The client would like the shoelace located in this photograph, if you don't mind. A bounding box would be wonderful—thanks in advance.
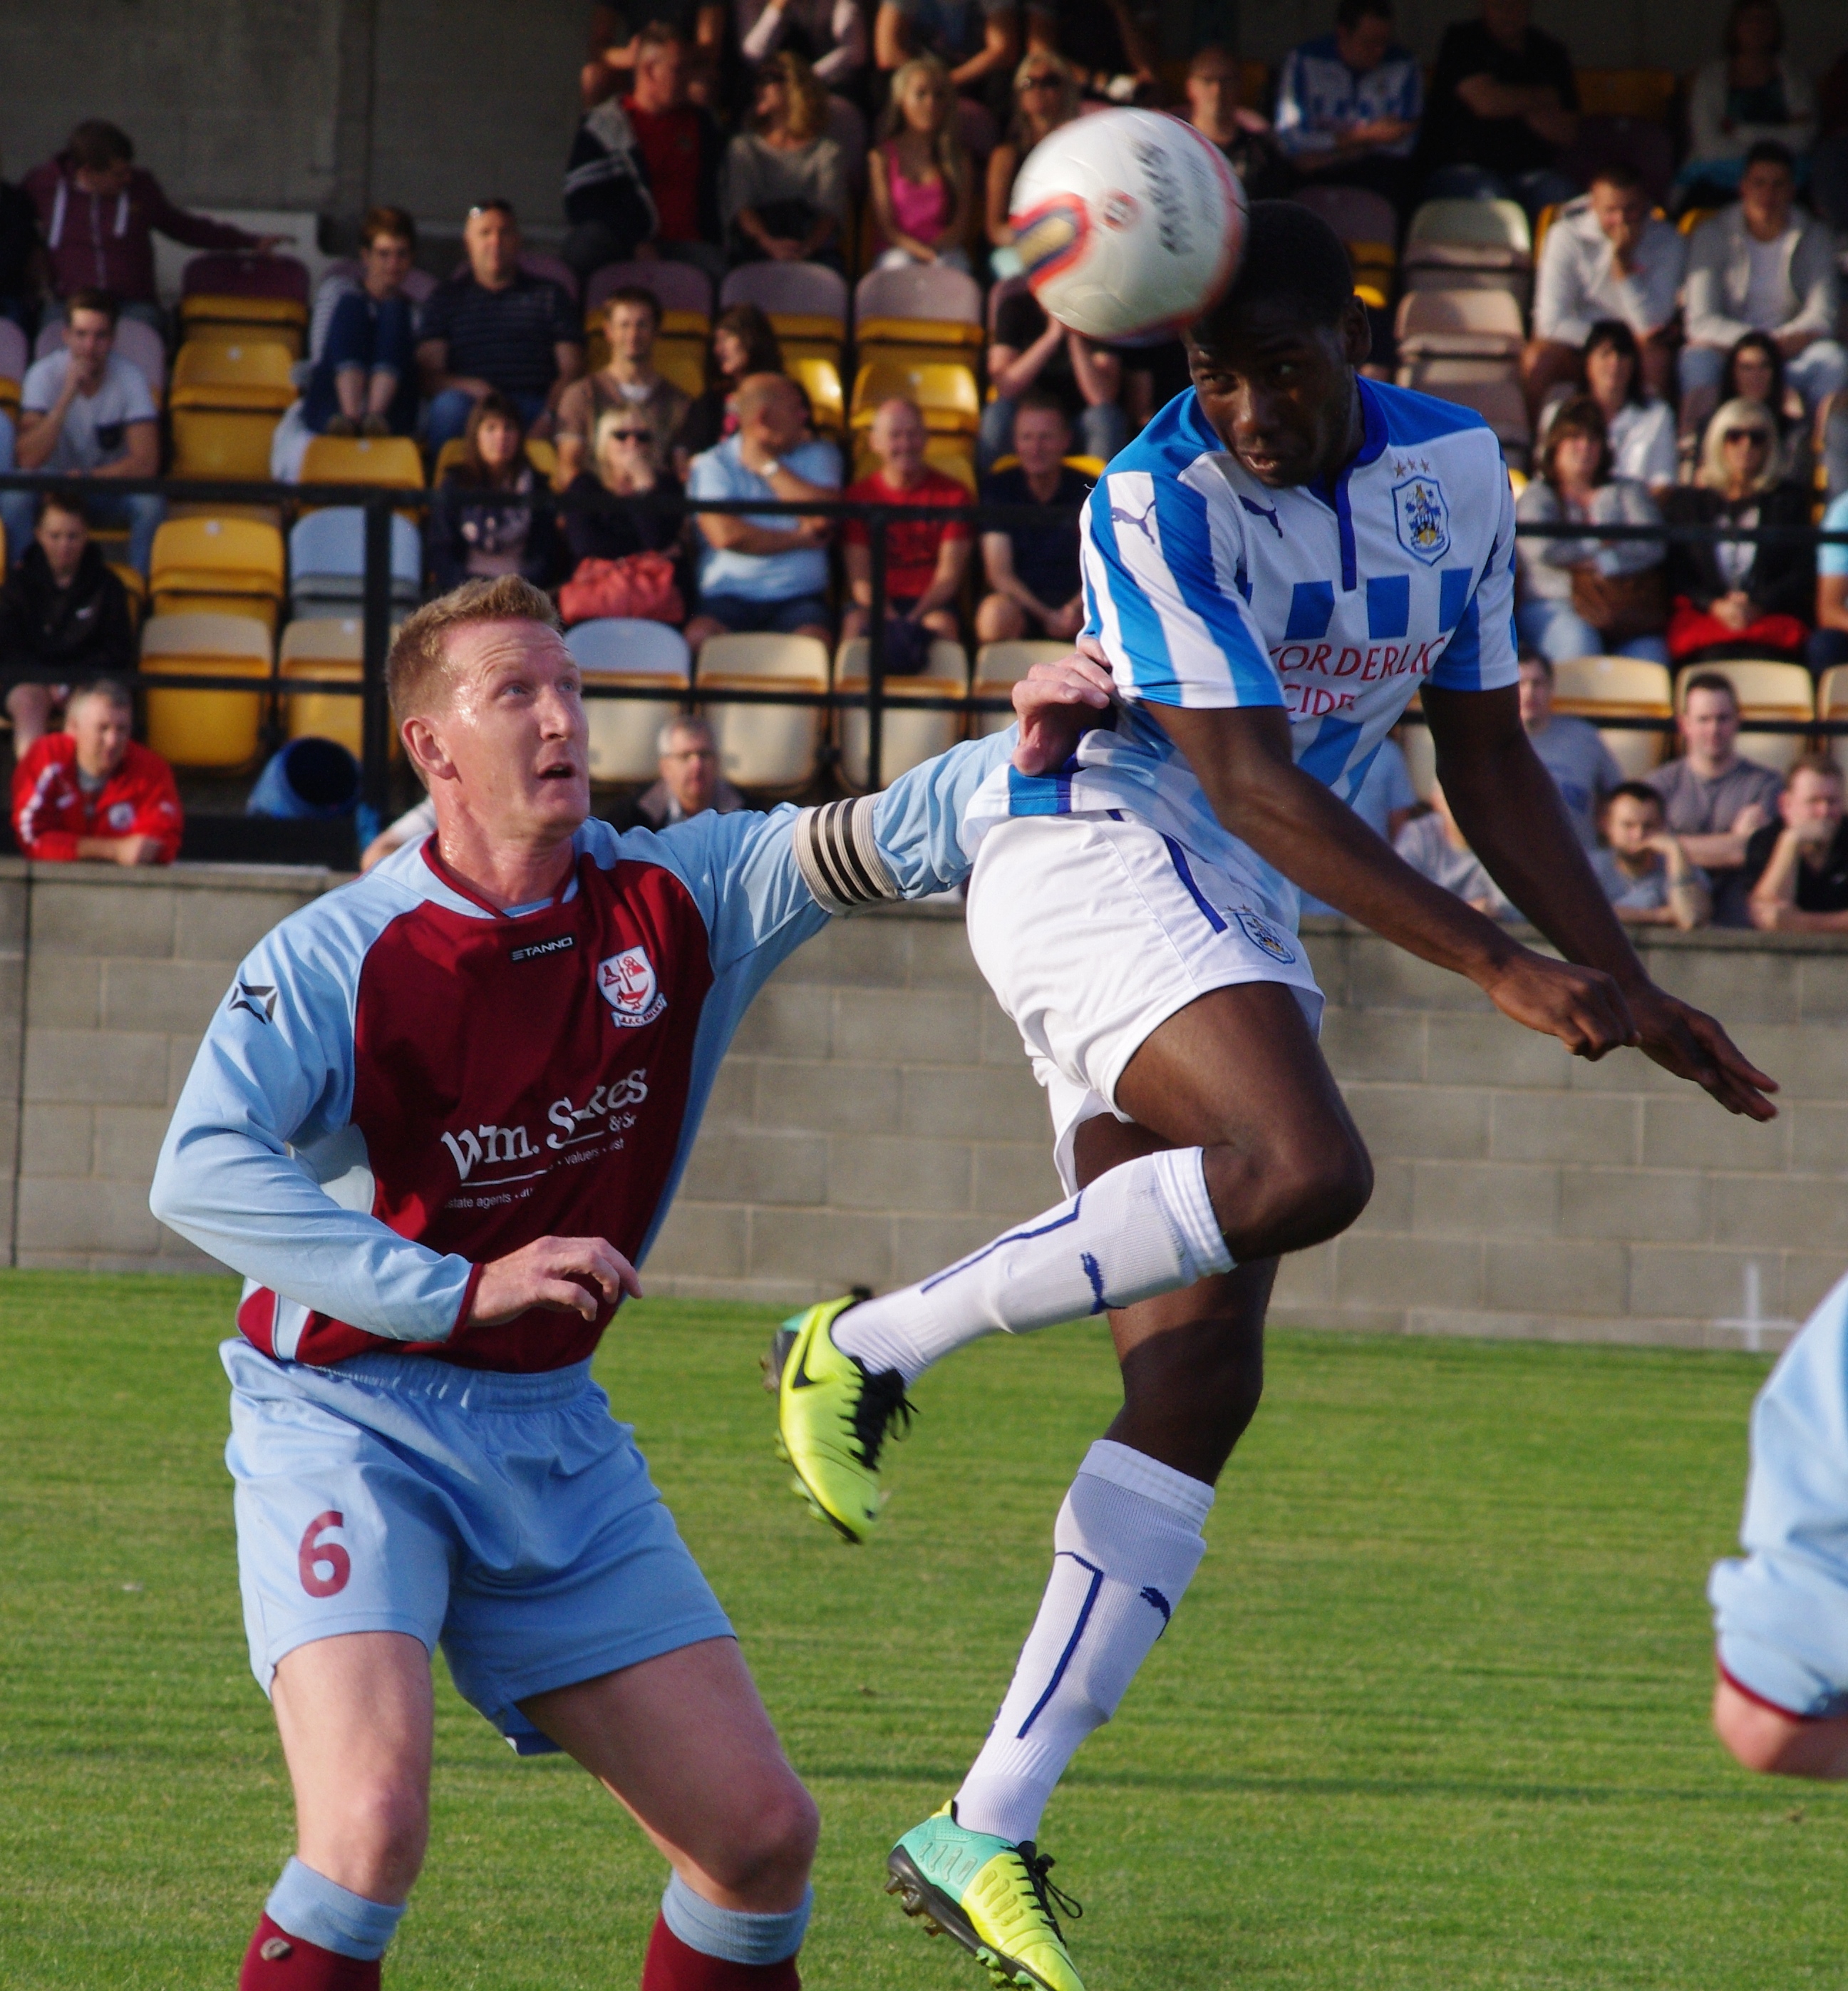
[1018,1844,1083,1935]
[850,1365,916,1468]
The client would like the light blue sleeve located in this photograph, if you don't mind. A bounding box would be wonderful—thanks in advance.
[1822,495,1848,581]
[148,896,477,1342]
[1428,461,1519,694]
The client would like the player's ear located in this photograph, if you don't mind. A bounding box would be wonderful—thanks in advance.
[1340,295,1372,370]
[401,712,456,787]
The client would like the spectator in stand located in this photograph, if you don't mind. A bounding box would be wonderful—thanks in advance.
[975,390,1088,642]
[1515,398,1669,668]
[869,57,974,271]
[735,0,869,94]
[1745,754,1848,932]
[618,715,746,828]
[417,200,583,453]
[582,0,727,108]
[562,92,658,290]
[624,24,726,284]
[560,406,685,572]
[1,289,161,576]
[875,0,1021,115]
[11,676,181,866]
[986,54,1080,279]
[1812,487,1848,674]
[1393,778,1510,917]
[272,205,419,481]
[675,303,783,466]
[1679,1,1817,211]
[1301,729,1419,914]
[1272,0,1423,215]
[1517,652,1621,851]
[723,51,849,270]
[684,371,840,647]
[842,397,971,648]
[1532,321,1676,497]
[1683,329,1810,469]
[1524,167,1686,416]
[1419,0,1578,217]
[983,272,1122,468]
[558,287,691,485]
[1681,143,1845,425]
[1661,399,1814,665]
[1024,0,1158,107]
[1183,46,1286,200]
[1595,782,1712,929]
[0,148,47,334]
[1648,671,1784,924]
[24,120,280,329]
[428,393,562,595]
[0,494,135,754]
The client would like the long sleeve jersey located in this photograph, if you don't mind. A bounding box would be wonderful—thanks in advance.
[150,733,1010,1375]
[12,736,182,863]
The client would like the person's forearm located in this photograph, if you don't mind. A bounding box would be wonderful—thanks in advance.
[1748,830,1805,922]
[701,518,807,554]
[1678,830,1750,868]
[1752,896,1848,932]
[14,411,63,471]
[991,337,1056,398]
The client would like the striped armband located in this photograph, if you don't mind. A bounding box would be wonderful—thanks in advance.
[793,798,901,915]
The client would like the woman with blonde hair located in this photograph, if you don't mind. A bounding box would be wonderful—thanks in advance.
[985,53,1080,275]
[869,55,971,270]
[1661,396,1815,662]
[723,50,848,268]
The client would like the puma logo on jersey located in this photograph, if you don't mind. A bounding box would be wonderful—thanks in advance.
[1110,497,1159,545]
[1237,494,1282,536]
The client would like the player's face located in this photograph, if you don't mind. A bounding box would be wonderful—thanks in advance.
[1187,297,1370,488]
[425,621,591,845]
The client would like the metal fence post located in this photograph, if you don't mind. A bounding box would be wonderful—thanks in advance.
[867,507,887,792]
[360,494,393,820]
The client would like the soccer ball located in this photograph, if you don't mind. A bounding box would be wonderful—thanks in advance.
[1007,110,1247,342]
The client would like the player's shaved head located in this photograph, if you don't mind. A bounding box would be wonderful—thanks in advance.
[1190,202,1358,351]
[389,575,562,722]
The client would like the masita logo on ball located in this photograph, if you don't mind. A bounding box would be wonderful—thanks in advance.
[1007,109,1246,341]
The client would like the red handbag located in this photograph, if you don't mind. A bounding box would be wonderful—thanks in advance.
[558,552,683,627]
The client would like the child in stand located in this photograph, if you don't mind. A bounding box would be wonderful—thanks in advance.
[869,56,971,271]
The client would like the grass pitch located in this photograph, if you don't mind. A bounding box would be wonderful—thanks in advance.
[1,1272,1841,1988]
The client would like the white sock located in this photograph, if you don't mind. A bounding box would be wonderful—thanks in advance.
[954,1441,1214,1846]
[832,1148,1231,1384]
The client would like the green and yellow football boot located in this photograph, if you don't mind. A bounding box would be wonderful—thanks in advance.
[885,1804,1085,1991]
[767,1295,912,1543]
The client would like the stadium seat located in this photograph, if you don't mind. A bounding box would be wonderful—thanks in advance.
[1818,667,1848,781]
[1394,288,1525,361]
[1678,206,1720,237]
[110,562,147,629]
[1293,182,1398,300]
[1394,359,1532,461]
[1574,67,1676,123]
[695,632,829,791]
[788,354,845,436]
[183,251,312,307]
[149,515,286,631]
[1675,660,1815,773]
[169,338,298,412]
[651,339,708,399]
[986,453,1102,482]
[180,254,311,356]
[1551,655,1673,779]
[850,358,980,433]
[854,264,984,350]
[721,262,849,349]
[300,436,425,490]
[277,615,398,758]
[585,259,713,339]
[0,319,26,416]
[1402,199,1532,306]
[971,639,1069,736]
[288,508,424,614]
[834,637,967,789]
[170,407,283,481]
[140,611,274,769]
[565,618,693,783]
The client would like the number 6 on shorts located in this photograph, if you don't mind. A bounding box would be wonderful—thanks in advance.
[297,1510,351,1598]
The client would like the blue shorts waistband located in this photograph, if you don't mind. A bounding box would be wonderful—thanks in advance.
[225,1339,596,1409]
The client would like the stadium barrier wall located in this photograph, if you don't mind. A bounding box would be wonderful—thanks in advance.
[5,859,1843,1355]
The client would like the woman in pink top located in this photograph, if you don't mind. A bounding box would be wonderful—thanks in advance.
[869,56,972,269]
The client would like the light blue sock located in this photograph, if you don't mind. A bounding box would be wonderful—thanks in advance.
[661,1872,812,1965]
[266,1857,406,1961]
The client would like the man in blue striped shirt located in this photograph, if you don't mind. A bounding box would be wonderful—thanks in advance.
[1274,0,1423,212]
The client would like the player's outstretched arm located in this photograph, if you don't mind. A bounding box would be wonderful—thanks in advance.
[1152,701,1643,1066]
[1426,681,1778,1121]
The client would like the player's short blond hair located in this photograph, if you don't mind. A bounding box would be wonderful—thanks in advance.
[388,575,562,722]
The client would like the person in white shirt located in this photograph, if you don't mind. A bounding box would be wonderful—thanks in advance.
[1524,163,1685,415]
[1535,319,1678,497]
[1681,141,1845,423]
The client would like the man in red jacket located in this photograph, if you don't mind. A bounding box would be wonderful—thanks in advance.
[11,677,182,863]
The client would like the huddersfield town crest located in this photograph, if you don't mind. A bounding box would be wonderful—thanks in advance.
[598,946,666,1027]
[1391,473,1450,565]
[1234,910,1297,965]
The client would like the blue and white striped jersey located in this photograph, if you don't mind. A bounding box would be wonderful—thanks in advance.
[1273,35,1423,159]
[964,379,1519,917]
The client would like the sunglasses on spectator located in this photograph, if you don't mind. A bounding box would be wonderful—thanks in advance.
[610,428,653,442]
[1722,428,1770,446]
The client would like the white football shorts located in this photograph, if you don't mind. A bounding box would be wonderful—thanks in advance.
[966,813,1324,1194]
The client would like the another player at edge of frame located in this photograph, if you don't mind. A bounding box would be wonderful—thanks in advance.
[148,575,1103,1991]
[771,204,1779,1991]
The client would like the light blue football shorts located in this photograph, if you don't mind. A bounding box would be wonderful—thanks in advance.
[1708,1270,1848,1719]
[222,1337,733,1754]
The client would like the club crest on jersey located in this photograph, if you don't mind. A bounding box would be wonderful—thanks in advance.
[1391,473,1450,565]
[597,946,666,1028]
[1234,909,1297,965]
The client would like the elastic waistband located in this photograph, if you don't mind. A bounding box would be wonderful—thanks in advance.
[225,1339,596,1410]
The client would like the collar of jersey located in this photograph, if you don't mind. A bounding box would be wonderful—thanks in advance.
[418,836,584,917]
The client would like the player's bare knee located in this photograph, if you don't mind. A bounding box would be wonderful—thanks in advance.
[706,1775,819,1896]
[1210,1124,1370,1254]
[324,1778,430,1891]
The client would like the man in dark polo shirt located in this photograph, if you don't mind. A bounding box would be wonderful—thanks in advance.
[1745,756,1848,932]
[974,391,1090,644]
[417,200,584,451]
[1419,0,1579,217]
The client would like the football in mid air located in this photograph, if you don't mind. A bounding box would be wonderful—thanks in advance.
[1006,109,1248,341]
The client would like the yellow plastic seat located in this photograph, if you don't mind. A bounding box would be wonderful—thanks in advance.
[301,436,426,490]
[834,637,967,789]
[971,639,1070,737]
[169,339,297,412]
[986,453,1103,480]
[1675,659,1815,773]
[788,354,845,436]
[179,293,308,357]
[1678,207,1720,237]
[170,408,282,480]
[140,612,274,769]
[850,359,979,435]
[695,633,829,792]
[1818,667,1848,781]
[278,616,402,758]
[109,563,145,629]
[150,515,285,595]
[652,336,708,401]
[1552,656,1673,779]
[564,619,693,782]
[855,315,983,351]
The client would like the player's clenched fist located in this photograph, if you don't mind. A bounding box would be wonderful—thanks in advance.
[471,1235,643,1324]
[1480,952,1638,1061]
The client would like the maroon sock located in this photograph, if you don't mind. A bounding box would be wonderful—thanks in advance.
[238,1914,383,1989]
[639,1916,800,1990]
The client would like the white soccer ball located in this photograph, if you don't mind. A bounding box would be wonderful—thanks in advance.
[1007,109,1248,342]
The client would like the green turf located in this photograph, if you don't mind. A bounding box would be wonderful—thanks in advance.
[0,1271,1839,1988]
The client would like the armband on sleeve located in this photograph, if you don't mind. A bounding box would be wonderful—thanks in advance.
[793,797,901,915]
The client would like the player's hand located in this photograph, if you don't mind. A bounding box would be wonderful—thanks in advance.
[1627,982,1780,1121]
[470,1235,643,1325]
[1477,950,1638,1061]
[1011,651,1115,774]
